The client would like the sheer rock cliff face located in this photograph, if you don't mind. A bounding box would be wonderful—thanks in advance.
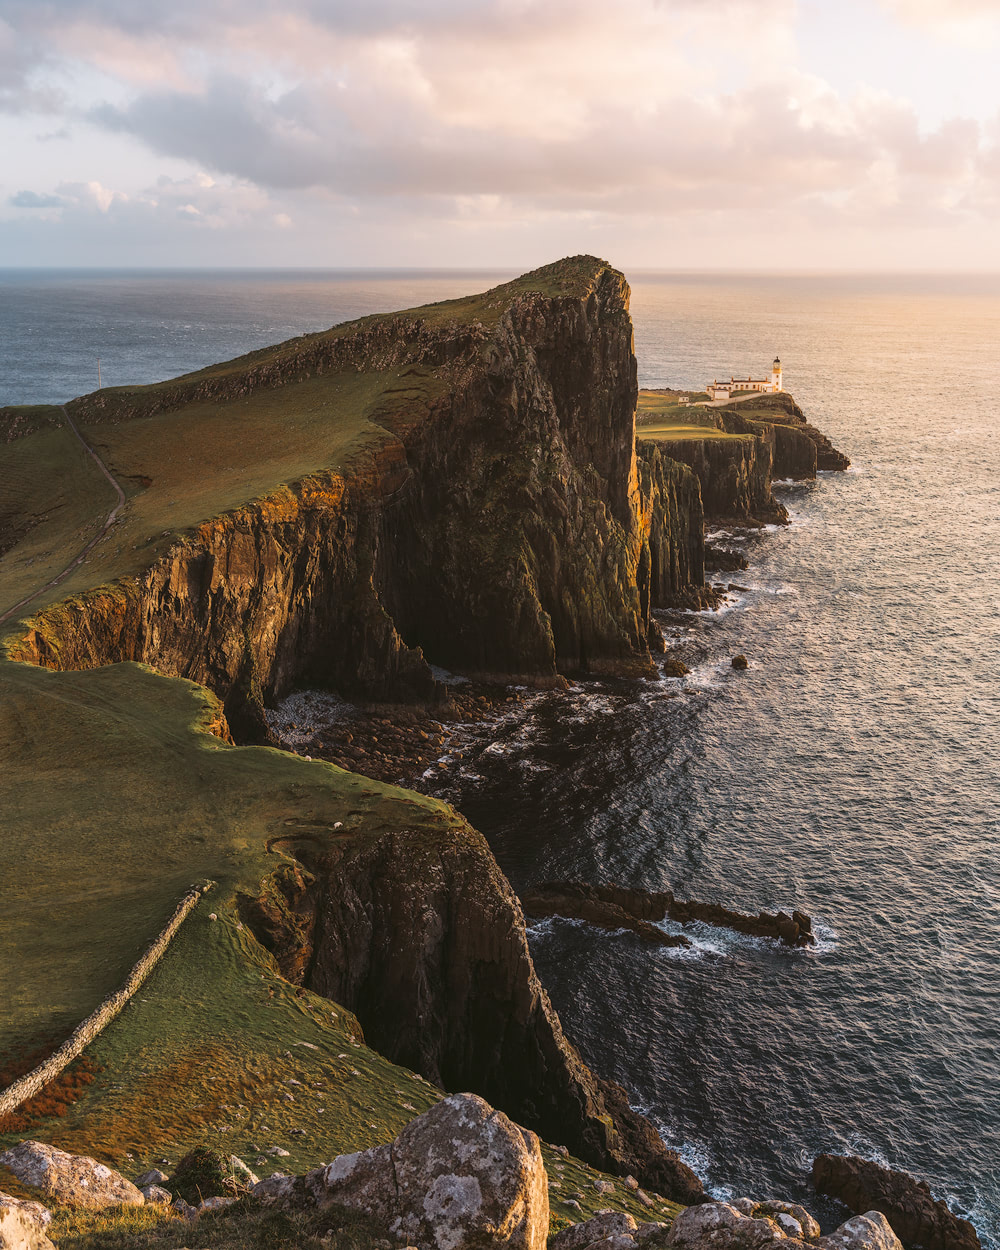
[240,824,705,1205]
[651,433,788,526]
[635,443,704,606]
[11,258,707,1201]
[13,261,668,732]
[718,393,851,476]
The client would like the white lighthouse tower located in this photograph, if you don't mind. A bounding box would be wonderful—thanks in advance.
[770,357,783,391]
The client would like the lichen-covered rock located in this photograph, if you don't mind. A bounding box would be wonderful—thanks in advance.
[665,1202,789,1250]
[307,1093,548,1250]
[728,1202,819,1243]
[550,1210,639,1250]
[0,1142,143,1210]
[135,1169,168,1188]
[664,1201,906,1250]
[139,1185,172,1204]
[817,1213,903,1250]
[812,1155,980,1250]
[251,1173,298,1204]
[0,1192,55,1250]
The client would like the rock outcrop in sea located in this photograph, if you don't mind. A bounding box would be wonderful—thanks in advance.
[812,1155,980,1250]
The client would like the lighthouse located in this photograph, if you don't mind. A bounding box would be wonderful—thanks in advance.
[770,357,783,391]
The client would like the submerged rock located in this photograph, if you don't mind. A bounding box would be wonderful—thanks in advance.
[812,1155,980,1250]
[0,1142,143,1210]
[521,881,814,949]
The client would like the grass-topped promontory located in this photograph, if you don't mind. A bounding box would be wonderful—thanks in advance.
[635,390,748,444]
[0,258,693,1237]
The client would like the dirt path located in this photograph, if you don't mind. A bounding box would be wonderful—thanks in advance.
[0,406,128,628]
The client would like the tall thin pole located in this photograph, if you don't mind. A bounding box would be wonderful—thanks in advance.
[97,357,102,389]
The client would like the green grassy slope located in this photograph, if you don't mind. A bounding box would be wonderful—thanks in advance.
[635,390,746,443]
[1,905,681,1239]
[0,656,456,1058]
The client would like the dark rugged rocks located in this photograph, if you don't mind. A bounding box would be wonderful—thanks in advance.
[731,654,748,670]
[812,1155,980,1250]
[718,393,850,475]
[240,829,705,1205]
[521,882,814,948]
[635,443,704,606]
[649,434,787,526]
[704,544,749,573]
[519,886,691,948]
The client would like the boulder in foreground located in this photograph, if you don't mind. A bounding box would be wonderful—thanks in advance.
[257,1092,549,1250]
[663,1201,904,1250]
[0,1192,55,1250]
[0,1141,143,1210]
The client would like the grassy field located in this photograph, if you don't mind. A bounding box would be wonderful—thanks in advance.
[635,390,754,445]
[637,422,751,442]
[0,655,458,1058]
[0,899,682,1240]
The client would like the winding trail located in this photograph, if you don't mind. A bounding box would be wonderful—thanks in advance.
[0,405,128,628]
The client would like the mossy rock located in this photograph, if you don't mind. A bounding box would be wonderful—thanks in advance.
[168,1147,233,1204]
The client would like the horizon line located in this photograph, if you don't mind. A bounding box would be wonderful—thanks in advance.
[3,264,1000,278]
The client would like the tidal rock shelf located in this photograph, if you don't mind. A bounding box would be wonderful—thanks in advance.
[521,881,815,948]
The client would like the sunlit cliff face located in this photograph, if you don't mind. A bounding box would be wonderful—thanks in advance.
[1,0,1000,268]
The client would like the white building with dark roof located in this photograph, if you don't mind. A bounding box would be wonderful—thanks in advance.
[707,358,782,401]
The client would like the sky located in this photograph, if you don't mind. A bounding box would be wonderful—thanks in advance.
[1,0,999,270]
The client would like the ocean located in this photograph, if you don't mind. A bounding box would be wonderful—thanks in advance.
[2,267,998,1242]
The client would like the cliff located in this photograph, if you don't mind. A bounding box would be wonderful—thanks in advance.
[635,444,704,608]
[717,393,850,475]
[4,257,707,1204]
[646,432,787,526]
[11,257,668,737]
[240,826,704,1203]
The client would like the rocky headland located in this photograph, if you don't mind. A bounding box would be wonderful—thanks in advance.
[4,257,949,1250]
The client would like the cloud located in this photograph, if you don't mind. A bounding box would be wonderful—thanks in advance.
[3,0,1000,265]
[878,0,1000,42]
[10,188,65,207]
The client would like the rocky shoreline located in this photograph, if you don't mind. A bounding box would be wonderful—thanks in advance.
[0,1098,978,1250]
[9,258,976,1250]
